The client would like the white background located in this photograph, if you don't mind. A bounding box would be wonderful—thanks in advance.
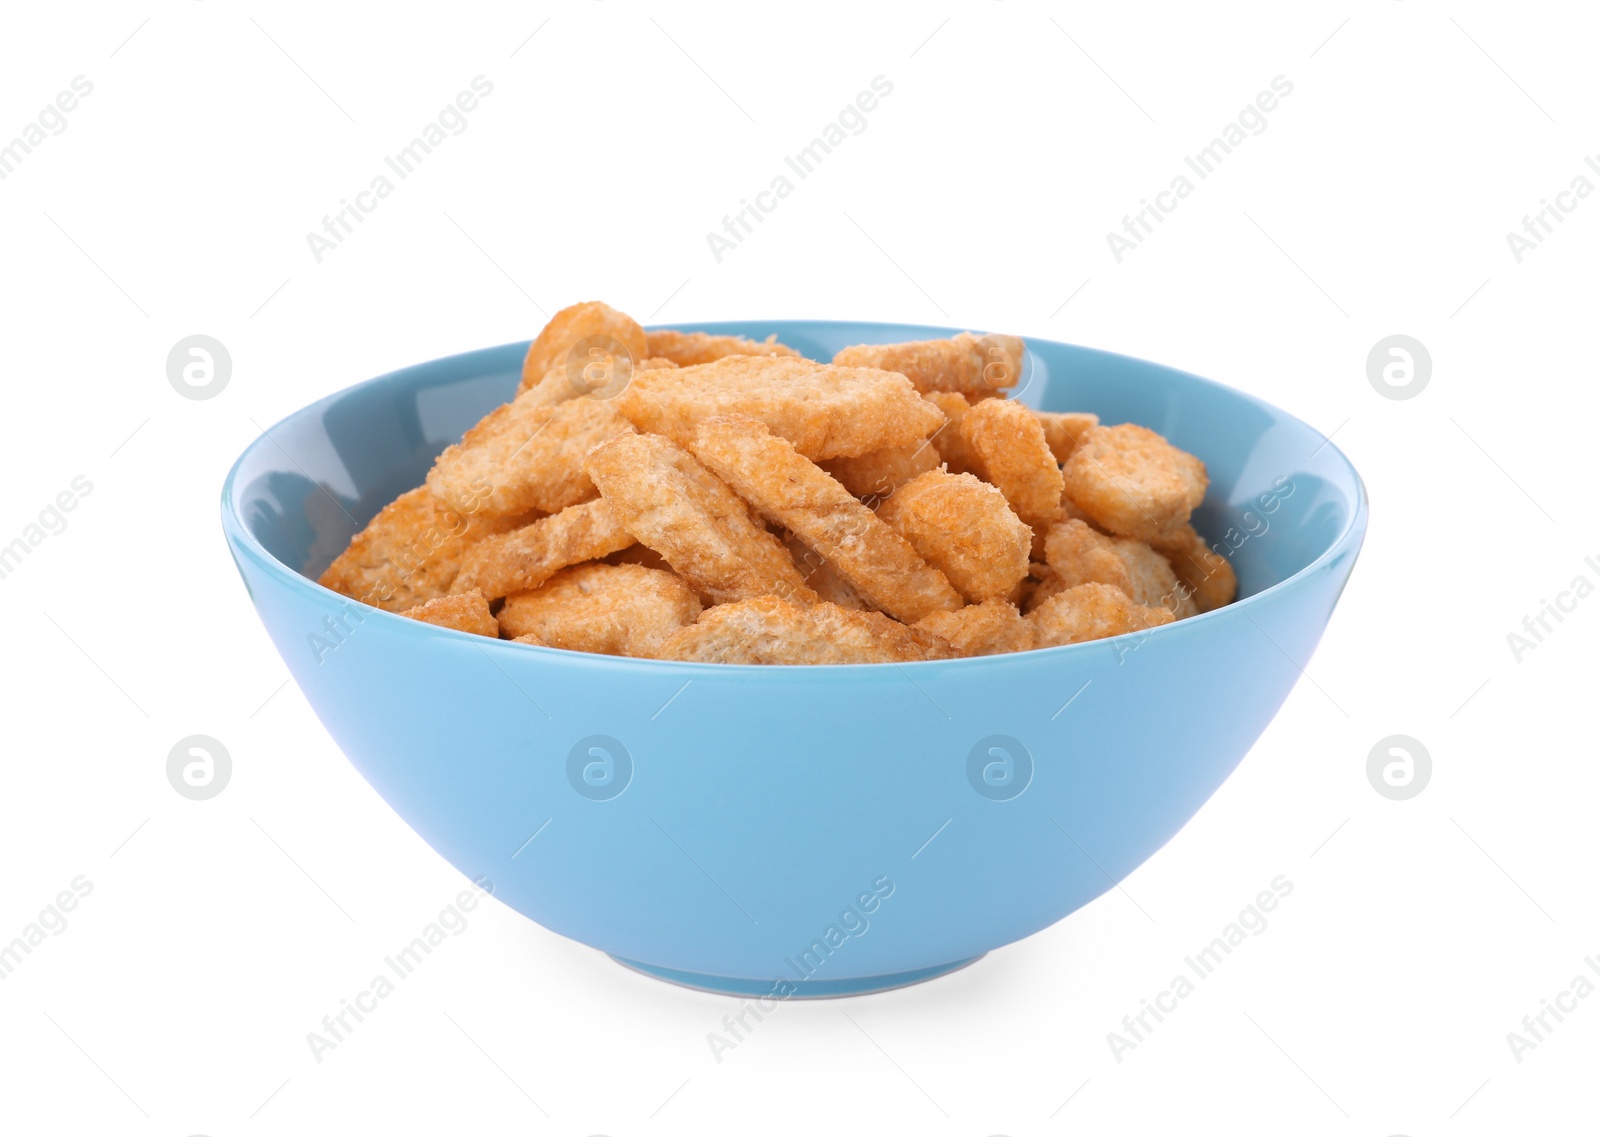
[1,1,1596,1133]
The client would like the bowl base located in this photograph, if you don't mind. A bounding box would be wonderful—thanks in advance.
[609,953,986,998]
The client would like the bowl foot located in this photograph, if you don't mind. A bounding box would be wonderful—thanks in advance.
[608,953,986,998]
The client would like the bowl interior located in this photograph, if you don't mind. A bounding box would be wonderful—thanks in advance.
[231,321,1361,606]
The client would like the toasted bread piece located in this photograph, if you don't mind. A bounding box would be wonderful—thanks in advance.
[516,365,583,409]
[1043,518,1134,595]
[833,332,1024,396]
[518,301,646,395]
[922,391,978,474]
[1115,537,1199,618]
[784,532,867,610]
[426,392,634,519]
[819,441,941,501]
[656,596,952,664]
[1035,411,1099,463]
[584,432,817,606]
[1151,522,1237,613]
[959,398,1065,531]
[687,414,962,623]
[1062,423,1207,541]
[915,600,1036,656]
[516,355,673,409]
[452,499,635,601]
[644,329,800,366]
[1029,582,1174,648]
[618,356,945,460]
[497,564,700,656]
[876,470,1031,603]
[318,486,528,612]
[607,543,675,573]
[399,589,498,637]
[1045,517,1199,618]
[1021,562,1064,614]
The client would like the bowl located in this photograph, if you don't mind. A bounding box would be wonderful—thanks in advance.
[221,321,1366,997]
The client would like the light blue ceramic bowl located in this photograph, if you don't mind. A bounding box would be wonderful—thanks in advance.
[222,322,1366,997]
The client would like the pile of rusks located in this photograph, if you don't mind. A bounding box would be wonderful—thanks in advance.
[319,301,1236,663]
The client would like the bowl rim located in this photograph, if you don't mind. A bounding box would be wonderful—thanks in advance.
[220,320,1369,675]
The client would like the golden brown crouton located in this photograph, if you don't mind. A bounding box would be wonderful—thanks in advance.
[876,470,1032,603]
[618,356,945,460]
[584,432,817,606]
[915,600,1036,656]
[518,301,647,395]
[922,391,977,474]
[833,332,1024,396]
[644,329,800,366]
[656,596,952,664]
[497,564,701,656]
[399,589,499,637]
[687,414,962,623]
[451,499,635,601]
[1035,411,1099,463]
[426,393,634,518]
[318,486,527,612]
[1151,523,1238,613]
[959,398,1065,531]
[819,441,941,501]
[784,533,867,610]
[1062,423,1207,541]
[1029,582,1174,648]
